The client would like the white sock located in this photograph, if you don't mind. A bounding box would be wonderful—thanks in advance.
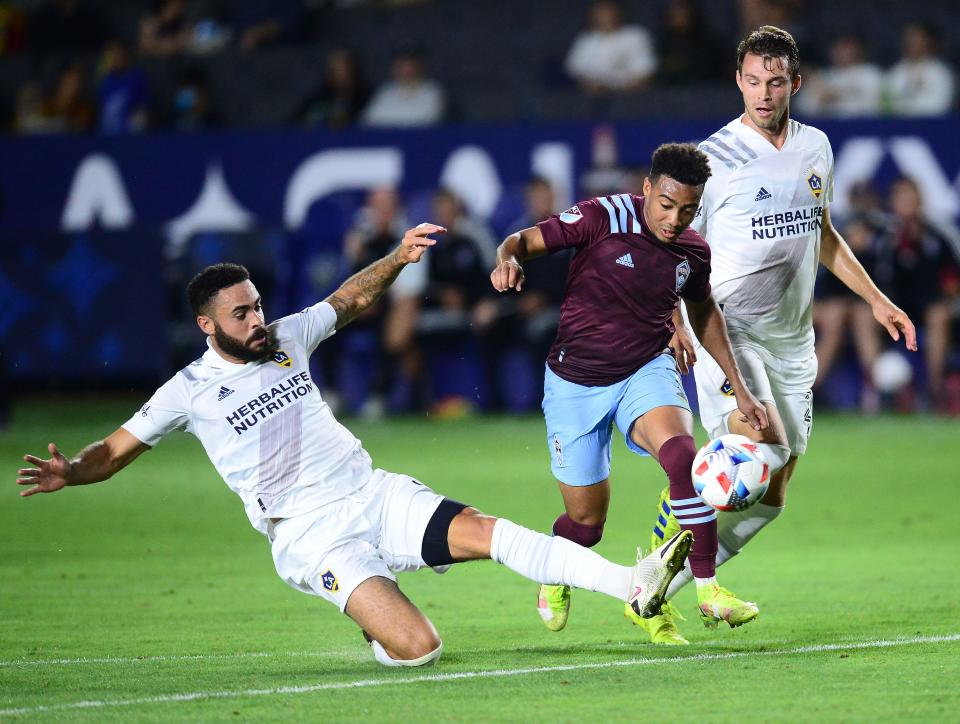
[489,518,633,601]
[665,504,784,599]
[694,576,716,588]
[371,640,443,667]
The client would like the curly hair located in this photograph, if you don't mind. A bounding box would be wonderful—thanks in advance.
[649,143,711,187]
[187,263,250,315]
[737,25,800,78]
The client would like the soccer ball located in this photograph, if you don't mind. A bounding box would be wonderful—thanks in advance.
[691,434,770,512]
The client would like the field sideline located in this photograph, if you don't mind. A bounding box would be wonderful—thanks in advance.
[2,399,959,721]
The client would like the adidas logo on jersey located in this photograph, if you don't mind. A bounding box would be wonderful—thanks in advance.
[615,253,635,268]
[755,186,772,202]
[217,386,235,401]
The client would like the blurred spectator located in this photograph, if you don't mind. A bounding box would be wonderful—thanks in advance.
[97,40,149,134]
[485,177,571,410]
[139,0,232,57]
[340,187,423,418]
[18,61,96,133]
[565,0,656,94]
[167,66,222,131]
[294,48,370,129]
[885,22,955,117]
[655,0,726,85]
[360,48,445,127]
[29,0,108,57]
[813,219,882,409]
[873,177,960,405]
[234,0,303,51]
[0,2,27,56]
[797,33,883,118]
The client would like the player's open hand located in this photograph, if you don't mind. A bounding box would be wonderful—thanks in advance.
[490,258,525,293]
[736,390,768,432]
[669,324,697,375]
[398,223,445,264]
[17,443,71,497]
[871,297,917,352]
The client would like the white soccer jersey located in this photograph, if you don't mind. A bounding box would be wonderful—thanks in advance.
[693,117,834,359]
[123,302,373,534]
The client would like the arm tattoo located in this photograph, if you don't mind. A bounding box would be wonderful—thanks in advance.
[325,250,405,329]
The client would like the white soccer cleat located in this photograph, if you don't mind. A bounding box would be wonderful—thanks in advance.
[627,530,693,619]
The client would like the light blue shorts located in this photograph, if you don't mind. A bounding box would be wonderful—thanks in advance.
[542,353,690,486]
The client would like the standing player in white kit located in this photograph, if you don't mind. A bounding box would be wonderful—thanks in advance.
[17,223,692,667]
[640,26,917,645]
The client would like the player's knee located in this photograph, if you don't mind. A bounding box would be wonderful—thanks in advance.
[373,636,443,667]
[757,443,790,474]
[553,512,604,546]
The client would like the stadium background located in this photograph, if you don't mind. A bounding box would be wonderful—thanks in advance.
[2,1,960,720]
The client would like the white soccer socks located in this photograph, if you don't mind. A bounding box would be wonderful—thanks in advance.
[371,639,443,667]
[490,518,633,601]
[665,502,784,599]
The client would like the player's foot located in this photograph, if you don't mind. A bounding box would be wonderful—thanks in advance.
[624,600,690,645]
[628,530,693,619]
[697,583,759,629]
[650,486,681,552]
[537,584,571,631]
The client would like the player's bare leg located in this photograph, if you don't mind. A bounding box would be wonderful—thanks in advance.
[345,576,443,665]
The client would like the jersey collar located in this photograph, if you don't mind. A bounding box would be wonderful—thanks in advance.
[202,338,250,370]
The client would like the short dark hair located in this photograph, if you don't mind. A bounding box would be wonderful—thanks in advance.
[649,143,711,187]
[737,25,800,79]
[187,263,250,316]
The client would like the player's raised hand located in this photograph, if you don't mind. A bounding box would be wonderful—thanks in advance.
[736,390,768,432]
[490,258,525,293]
[17,443,71,497]
[871,296,917,352]
[669,325,697,375]
[398,223,445,264]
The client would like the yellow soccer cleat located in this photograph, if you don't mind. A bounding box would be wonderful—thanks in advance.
[697,583,760,629]
[537,584,571,631]
[624,600,689,645]
[650,486,681,552]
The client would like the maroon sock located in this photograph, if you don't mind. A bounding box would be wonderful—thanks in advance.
[658,435,717,578]
[552,513,604,548]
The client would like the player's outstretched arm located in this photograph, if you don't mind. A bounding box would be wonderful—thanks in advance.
[491,226,549,293]
[819,208,917,352]
[325,223,444,330]
[686,296,768,431]
[17,428,151,497]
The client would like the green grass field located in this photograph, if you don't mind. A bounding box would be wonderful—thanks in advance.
[2,399,959,722]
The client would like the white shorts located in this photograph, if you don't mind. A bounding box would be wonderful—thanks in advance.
[269,470,450,612]
[693,336,817,455]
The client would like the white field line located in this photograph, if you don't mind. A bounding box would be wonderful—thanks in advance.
[0,637,792,668]
[1,634,957,716]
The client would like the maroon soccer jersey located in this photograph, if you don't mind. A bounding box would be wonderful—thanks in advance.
[537,194,711,386]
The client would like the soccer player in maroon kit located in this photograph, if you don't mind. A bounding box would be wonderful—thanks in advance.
[491,143,768,642]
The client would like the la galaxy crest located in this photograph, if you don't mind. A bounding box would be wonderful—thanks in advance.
[720,378,735,397]
[807,171,823,199]
[675,259,691,292]
[271,349,292,368]
[321,570,339,592]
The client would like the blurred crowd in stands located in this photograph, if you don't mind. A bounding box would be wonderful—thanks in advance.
[3,0,960,418]
[2,0,959,133]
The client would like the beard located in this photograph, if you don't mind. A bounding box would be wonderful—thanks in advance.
[214,323,279,363]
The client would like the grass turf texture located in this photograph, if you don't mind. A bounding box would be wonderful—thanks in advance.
[2,399,959,722]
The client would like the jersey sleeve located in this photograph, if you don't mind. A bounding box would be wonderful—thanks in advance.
[537,197,610,253]
[122,376,190,447]
[281,301,338,353]
[679,244,712,304]
[824,137,835,208]
[692,148,731,238]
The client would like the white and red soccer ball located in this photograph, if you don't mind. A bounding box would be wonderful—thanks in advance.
[692,434,770,512]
